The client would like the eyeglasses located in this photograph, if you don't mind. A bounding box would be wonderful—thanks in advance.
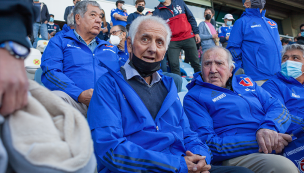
[109,30,121,36]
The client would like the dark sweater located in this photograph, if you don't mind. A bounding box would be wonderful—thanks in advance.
[121,67,168,120]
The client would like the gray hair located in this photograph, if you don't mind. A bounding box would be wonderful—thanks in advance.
[67,11,74,26]
[281,44,304,59]
[129,16,172,49]
[73,1,101,27]
[202,46,235,70]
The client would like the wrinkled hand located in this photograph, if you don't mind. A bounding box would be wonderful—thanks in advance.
[274,133,292,154]
[212,34,218,39]
[78,89,94,106]
[256,129,279,154]
[195,34,201,44]
[0,49,28,116]
[184,151,211,173]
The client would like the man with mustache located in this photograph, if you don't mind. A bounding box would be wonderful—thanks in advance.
[184,46,299,173]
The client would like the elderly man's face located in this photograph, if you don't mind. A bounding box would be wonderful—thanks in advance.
[128,20,167,63]
[282,49,304,72]
[76,5,102,36]
[202,49,233,88]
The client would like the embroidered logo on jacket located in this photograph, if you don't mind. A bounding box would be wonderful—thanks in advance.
[296,157,304,172]
[267,21,276,26]
[212,93,226,103]
[67,42,81,49]
[239,77,253,87]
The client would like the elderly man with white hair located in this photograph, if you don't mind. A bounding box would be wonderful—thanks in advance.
[184,46,299,173]
[87,16,254,173]
[262,44,304,135]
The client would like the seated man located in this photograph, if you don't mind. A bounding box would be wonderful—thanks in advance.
[262,44,304,134]
[184,46,299,173]
[87,16,254,173]
[41,1,120,116]
[109,25,129,65]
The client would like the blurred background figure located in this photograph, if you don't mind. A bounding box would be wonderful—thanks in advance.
[97,9,110,41]
[64,0,81,22]
[126,0,145,31]
[111,0,128,27]
[32,0,49,48]
[47,14,60,39]
[219,14,234,48]
[199,8,218,52]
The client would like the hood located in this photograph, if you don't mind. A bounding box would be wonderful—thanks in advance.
[241,8,266,18]
[62,24,70,32]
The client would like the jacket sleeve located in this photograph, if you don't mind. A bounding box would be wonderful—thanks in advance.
[198,22,213,40]
[43,3,50,23]
[179,110,212,164]
[0,0,39,48]
[183,2,199,35]
[184,95,259,163]
[227,19,244,69]
[41,38,84,101]
[88,76,188,173]
[255,84,291,133]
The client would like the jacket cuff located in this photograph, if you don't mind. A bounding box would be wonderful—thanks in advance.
[71,89,84,103]
[179,156,188,173]
[190,146,211,165]
[257,125,278,134]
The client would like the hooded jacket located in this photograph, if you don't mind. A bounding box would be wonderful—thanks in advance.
[87,61,212,173]
[184,72,291,163]
[262,72,304,134]
[227,8,282,81]
[41,29,120,101]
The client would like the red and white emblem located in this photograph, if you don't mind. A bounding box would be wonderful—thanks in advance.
[300,158,304,172]
[239,77,253,87]
[267,21,276,26]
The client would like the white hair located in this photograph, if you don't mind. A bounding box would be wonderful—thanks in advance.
[282,44,304,58]
[73,1,101,28]
[202,46,235,70]
[128,16,172,49]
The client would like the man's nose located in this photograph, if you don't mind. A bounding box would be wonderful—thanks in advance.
[147,41,157,54]
[210,63,217,73]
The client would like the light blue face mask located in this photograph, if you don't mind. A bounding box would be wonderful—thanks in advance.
[49,17,54,22]
[158,0,166,3]
[281,60,304,79]
[301,32,304,37]
[226,21,232,26]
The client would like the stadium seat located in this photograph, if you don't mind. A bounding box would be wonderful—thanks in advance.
[25,48,41,80]
[181,77,188,92]
[34,68,44,86]
[37,40,49,53]
[178,91,187,106]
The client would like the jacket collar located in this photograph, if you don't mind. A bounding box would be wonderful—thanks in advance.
[62,24,70,33]
[63,29,109,47]
[242,8,266,18]
[277,72,304,87]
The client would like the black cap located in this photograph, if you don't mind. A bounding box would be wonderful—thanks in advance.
[50,14,54,17]
[116,0,124,6]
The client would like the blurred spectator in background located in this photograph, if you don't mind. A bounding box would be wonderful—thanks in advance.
[219,14,234,48]
[58,12,74,37]
[109,25,128,65]
[146,11,153,16]
[126,0,145,31]
[32,0,49,48]
[47,14,60,39]
[227,0,282,86]
[199,8,218,52]
[281,37,289,46]
[153,0,201,76]
[297,24,304,45]
[64,0,81,22]
[97,9,110,41]
[294,37,298,42]
[209,8,216,29]
[111,0,128,27]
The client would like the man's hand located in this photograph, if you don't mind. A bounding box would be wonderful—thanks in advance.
[44,21,48,24]
[184,151,211,173]
[225,36,230,40]
[195,34,201,44]
[212,34,218,39]
[256,129,279,154]
[274,133,292,154]
[0,49,29,116]
[78,89,94,106]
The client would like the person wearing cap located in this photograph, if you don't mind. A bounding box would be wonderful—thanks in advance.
[63,0,81,22]
[227,0,282,86]
[111,0,128,27]
[219,14,234,48]
[47,14,60,39]
[126,0,145,31]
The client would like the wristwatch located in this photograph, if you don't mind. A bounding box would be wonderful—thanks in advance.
[0,41,30,59]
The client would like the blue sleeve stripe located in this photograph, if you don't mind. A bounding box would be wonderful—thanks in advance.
[209,146,259,154]
[45,73,66,90]
[45,71,67,88]
[103,155,148,173]
[104,150,175,173]
[46,66,68,86]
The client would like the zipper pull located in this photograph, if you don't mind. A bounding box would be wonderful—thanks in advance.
[156,126,159,131]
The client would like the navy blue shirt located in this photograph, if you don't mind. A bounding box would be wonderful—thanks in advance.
[127,12,144,25]
[33,3,41,22]
[47,23,60,34]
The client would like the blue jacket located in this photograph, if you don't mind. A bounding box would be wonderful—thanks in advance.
[87,61,212,173]
[153,0,199,35]
[227,9,282,81]
[184,73,291,163]
[117,41,129,66]
[127,12,144,25]
[41,29,120,101]
[262,72,304,134]
[218,25,233,43]
[111,8,128,27]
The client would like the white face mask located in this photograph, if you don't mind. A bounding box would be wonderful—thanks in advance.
[121,5,126,10]
[110,35,121,46]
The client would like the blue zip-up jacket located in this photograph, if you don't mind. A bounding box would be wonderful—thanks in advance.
[227,9,282,81]
[87,61,212,173]
[117,41,129,66]
[111,8,128,27]
[184,72,291,163]
[262,72,304,134]
[153,0,199,35]
[41,29,120,101]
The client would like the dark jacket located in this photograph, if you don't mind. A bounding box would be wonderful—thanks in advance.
[97,22,110,41]
[0,0,39,48]
[36,2,49,24]
[64,6,73,22]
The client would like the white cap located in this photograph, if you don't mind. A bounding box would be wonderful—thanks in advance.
[223,14,235,20]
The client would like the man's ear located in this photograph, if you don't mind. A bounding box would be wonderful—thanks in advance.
[75,14,81,26]
[127,37,132,54]
[229,66,234,77]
